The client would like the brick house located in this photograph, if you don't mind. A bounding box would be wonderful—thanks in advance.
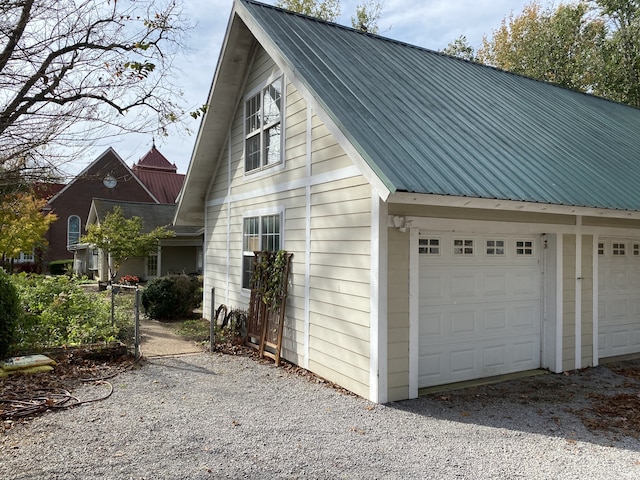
[44,146,184,270]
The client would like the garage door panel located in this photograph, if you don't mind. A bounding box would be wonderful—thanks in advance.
[419,338,540,386]
[419,233,542,388]
[599,238,640,358]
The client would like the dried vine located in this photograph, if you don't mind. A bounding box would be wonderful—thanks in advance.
[250,250,289,311]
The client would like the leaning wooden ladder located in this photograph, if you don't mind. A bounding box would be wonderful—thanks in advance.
[245,251,293,366]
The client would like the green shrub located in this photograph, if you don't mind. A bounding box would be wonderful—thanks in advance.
[142,275,202,320]
[10,274,120,353]
[0,269,21,358]
[48,259,73,275]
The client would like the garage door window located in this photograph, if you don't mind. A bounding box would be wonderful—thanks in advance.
[634,243,640,256]
[486,239,505,256]
[598,242,605,256]
[453,238,474,255]
[613,242,626,256]
[516,239,534,256]
[419,238,440,255]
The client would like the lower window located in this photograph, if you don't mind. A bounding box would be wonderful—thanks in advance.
[242,213,281,289]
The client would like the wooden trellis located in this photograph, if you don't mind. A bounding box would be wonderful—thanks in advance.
[245,250,293,365]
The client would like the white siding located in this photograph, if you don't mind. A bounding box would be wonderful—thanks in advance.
[203,45,372,398]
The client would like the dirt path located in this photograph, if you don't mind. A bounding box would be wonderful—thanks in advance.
[138,319,204,358]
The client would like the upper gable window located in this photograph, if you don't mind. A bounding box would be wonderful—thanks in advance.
[245,77,283,173]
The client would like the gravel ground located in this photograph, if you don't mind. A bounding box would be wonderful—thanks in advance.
[2,352,640,480]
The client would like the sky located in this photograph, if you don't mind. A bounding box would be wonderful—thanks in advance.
[66,0,532,178]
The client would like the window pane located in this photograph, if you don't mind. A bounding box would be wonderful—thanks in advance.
[245,94,260,133]
[264,124,281,165]
[261,214,280,252]
[243,217,259,252]
[263,80,281,125]
[147,254,158,277]
[242,254,255,289]
[68,216,80,246]
[245,135,261,171]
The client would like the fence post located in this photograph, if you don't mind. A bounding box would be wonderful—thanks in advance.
[134,286,140,359]
[210,288,215,352]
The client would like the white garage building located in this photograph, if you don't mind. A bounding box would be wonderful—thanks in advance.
[176,0,640,402]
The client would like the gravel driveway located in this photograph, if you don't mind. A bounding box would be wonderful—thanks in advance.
[2,352,640,479]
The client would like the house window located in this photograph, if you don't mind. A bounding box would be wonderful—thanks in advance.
[67,215,81,247]
[453,238,474,256]
[419,238,440,255]
[14,251,34,263]
[245,77,283,173]
[598,242,605,256]
[147,253,158,277]
[515,239,534,256]
[486,239,505,256]
[613,242,626,256]
[242,213,282,289]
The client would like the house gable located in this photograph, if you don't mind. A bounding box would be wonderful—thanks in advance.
[44,148,158,265]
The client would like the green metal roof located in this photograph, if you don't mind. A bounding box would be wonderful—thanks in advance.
[241,0,640,212]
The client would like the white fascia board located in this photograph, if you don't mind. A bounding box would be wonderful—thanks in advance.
[235,1,392,203]
[390,192,640,221]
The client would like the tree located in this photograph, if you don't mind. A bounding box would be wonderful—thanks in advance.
[476,1,606,92]
[81,206,174,282]
[0,0,198,183]
[596,0,640,106]
[0,192,57,263]
[442,35,477,61]
[275,0,341,22]
[351,1,383,34]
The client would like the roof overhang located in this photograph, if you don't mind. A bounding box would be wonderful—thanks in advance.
[389,192,640,221]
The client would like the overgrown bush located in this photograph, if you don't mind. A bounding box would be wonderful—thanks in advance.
[10,274,123,353]
[0,269,21,358]
[142,274,202,320]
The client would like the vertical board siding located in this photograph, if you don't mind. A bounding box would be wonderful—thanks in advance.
[387,227,410,401]
[203,44,372,398]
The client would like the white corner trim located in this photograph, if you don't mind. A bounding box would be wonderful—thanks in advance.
[370,194,388,403]
[409,227,419,399]
[575,229,582,370]
[556,234,564,373]
[303,107,312,370]
[592,235,600,367]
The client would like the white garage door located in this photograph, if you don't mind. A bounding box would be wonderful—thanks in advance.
[598,238,640,358]
[419,233,542,388]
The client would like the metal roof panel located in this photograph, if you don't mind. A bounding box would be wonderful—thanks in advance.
[241,0,640,212]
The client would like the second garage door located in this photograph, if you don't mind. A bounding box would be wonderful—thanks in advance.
[598,238,640,358]
[419,233,542,388]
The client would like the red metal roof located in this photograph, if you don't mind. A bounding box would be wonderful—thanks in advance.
[131,145,184,203]
[132,145,177,173]
[133,169,184,204]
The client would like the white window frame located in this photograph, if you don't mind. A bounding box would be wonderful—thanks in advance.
[515,238,535,256]
[453,237,475,256]
[418,237,441,255]
[67,215,81,248]
[146,252,159,278]
[244,75,284,176]
[485,238,506,256]
[241,207,284,292]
